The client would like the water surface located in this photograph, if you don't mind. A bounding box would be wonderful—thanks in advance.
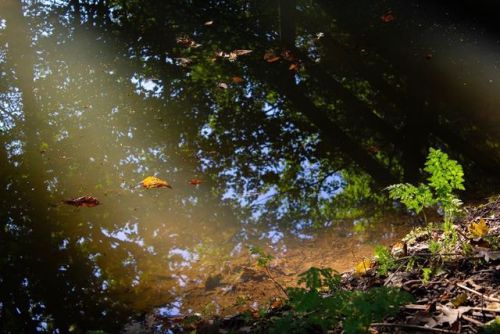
[1,0,499,332]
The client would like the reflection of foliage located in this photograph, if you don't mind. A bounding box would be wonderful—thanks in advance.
[249,246,274,268]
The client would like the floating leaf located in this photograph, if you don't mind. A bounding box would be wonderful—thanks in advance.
[354,258,374,275]
[176,57,192,67]
[264,52,280,63]
[231,76,245,84]
[64,196,100,207]
[281,49,296,62]
[39,141,49,153]
[380,11,395,23]
[232,49,252,56]
[217,82,228,89]
[289,63,300,71]
[188,178,203,186]
[141,176,172,189]
[468,218,489,238]
[175,36,201,48]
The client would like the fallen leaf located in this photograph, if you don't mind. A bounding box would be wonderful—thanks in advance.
[232,49,253,56]
[475,247,500,262]
[281,49,296,62]
[176,36,201,48]
[390,241,407,257]
[141,176,172,189]
[380,11,395,23]
[264,52,280,63]
[468,218,489,238]
[64,196,100,207]
[39,141,49,153]
[433,305,471,327]
[289,63,300,71]
[188,178,203,186]
[231,76,245,84]
[451,293,468,307]
[204,20,213,26]
[176,57,192,67]
[354,258,374,275]
[218,82,228,89]
[315,32,325,40]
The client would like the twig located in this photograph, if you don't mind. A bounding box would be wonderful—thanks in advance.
[470,307,500,313]
[370,323,458,333]
[264,267,288,298]
[462,315,484,327]
[457,283,500,303]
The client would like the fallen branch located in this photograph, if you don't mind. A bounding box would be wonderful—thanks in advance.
[371,323,458,333]
[457,283,500,303]
[462,315,484,327]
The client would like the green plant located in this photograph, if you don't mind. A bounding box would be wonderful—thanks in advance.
[429,240,440,255]
[422,267,433,283]
[270,267,413,334]
[479,317,500,334]
[374,245,397,276]
[387,148,464,223]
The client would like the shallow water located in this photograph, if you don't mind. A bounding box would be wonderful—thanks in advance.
[0,0,499,332]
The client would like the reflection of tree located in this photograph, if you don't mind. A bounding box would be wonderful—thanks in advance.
[0,0,499,332]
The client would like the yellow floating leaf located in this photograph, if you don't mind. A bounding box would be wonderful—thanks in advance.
[354,258,374,275]
[140,176,172,189]
[468,218,489,238]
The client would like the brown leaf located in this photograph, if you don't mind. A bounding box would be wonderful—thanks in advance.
[264,52,281,63]
[64,196,100,207]
[281,49,296,62]
[176,57,192,67]
[176,36,201,48]
[380,11,395,23]
[289,63,300,72]
[232,49,253,56]
[140,176,172,189]
[475,247,500,262]
[231,76,245,84]
[188,178,203,186]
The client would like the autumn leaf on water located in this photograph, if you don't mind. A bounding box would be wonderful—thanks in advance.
[380,11,395,23]
[232,50,253,56]
[468,218,489,238]
[141,176,172,189]
[188,178,203,186]
[175,57,192,67]
[217,82,228,90]
[289,63,300,72]
[175,36,201,48]
[354,258,374,275]
[64,196,100,207]
[281,49,296,62]
[263,52,280,63]
[231,76,245,84]
[229,50,252,62]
